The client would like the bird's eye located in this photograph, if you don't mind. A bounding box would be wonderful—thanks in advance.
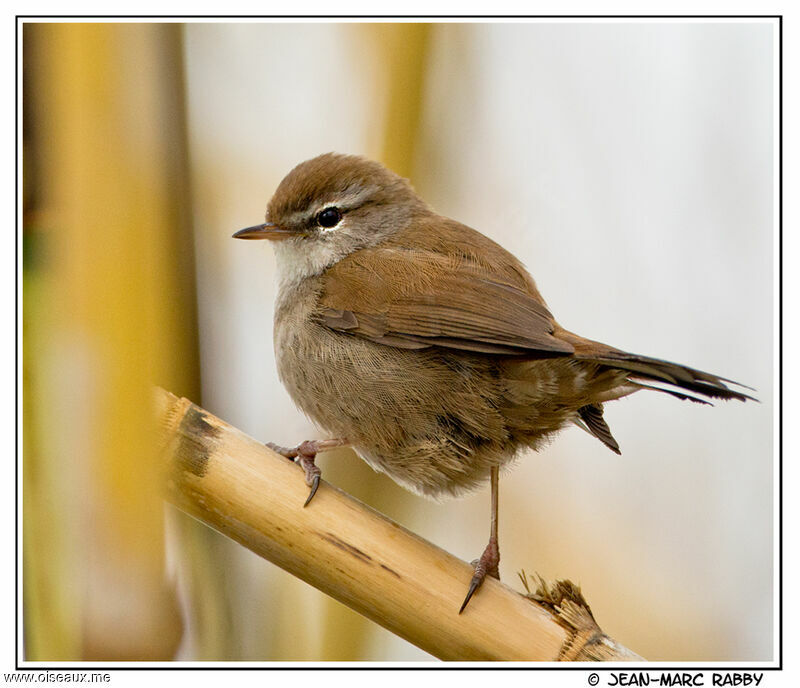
[316,207,342,228]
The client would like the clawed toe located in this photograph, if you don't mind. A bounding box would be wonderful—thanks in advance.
[304,474,320,507]
[459,536,500,613]
[459,571,484,614]
[297,454,322,507]
[265,438,348,507]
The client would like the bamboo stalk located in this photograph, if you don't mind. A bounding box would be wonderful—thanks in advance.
[156,387,644,662]
[24,23,195,660]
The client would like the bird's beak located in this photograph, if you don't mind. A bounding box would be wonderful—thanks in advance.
[232,223,303,241]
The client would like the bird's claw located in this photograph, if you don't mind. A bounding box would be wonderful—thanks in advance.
[300,461,321,507]
[459,537,500,614]
[459,573,484,614]
[266,440,323,506]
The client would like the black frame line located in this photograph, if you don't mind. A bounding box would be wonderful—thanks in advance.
[14,12,783,673]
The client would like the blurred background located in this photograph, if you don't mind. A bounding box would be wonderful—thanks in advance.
[22,20,775,662]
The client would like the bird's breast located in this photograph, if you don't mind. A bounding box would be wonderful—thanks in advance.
[272,279,517,495]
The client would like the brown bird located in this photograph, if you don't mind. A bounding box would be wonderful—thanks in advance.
[234,153,752,612]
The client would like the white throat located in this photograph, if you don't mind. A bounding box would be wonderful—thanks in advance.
[272,235,349,291]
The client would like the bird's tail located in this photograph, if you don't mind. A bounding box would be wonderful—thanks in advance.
[577,347,755,403]
[555,327,756,404]
[555,329,754,455]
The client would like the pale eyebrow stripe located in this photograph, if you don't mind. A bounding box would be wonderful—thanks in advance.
[284,184,379,226]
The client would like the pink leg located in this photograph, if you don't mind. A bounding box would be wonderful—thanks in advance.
[266,438,349,507]
[460,465,500,613]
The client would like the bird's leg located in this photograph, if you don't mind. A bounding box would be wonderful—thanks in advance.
[459,465,500,613]
[265,438,349,507]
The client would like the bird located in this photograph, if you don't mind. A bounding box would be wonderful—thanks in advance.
[233,152,753,612]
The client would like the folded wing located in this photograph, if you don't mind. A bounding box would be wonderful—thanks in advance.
[318,247,574,356]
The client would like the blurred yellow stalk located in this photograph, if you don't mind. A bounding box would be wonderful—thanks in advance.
[23,22,199,659]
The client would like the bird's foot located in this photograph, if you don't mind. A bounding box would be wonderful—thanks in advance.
[459,535,500,613]
[265,438,348,507]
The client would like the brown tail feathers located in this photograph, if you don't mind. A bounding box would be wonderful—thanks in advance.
[555,327,755,404]
[572,349,754,455]
[582,349,755,403]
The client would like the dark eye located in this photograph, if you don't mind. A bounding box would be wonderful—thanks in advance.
[316,207,342,228]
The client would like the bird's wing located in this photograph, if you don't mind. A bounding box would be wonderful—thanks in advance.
[318,247,574,355]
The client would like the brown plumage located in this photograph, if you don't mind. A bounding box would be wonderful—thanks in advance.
[234,152,752,610]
